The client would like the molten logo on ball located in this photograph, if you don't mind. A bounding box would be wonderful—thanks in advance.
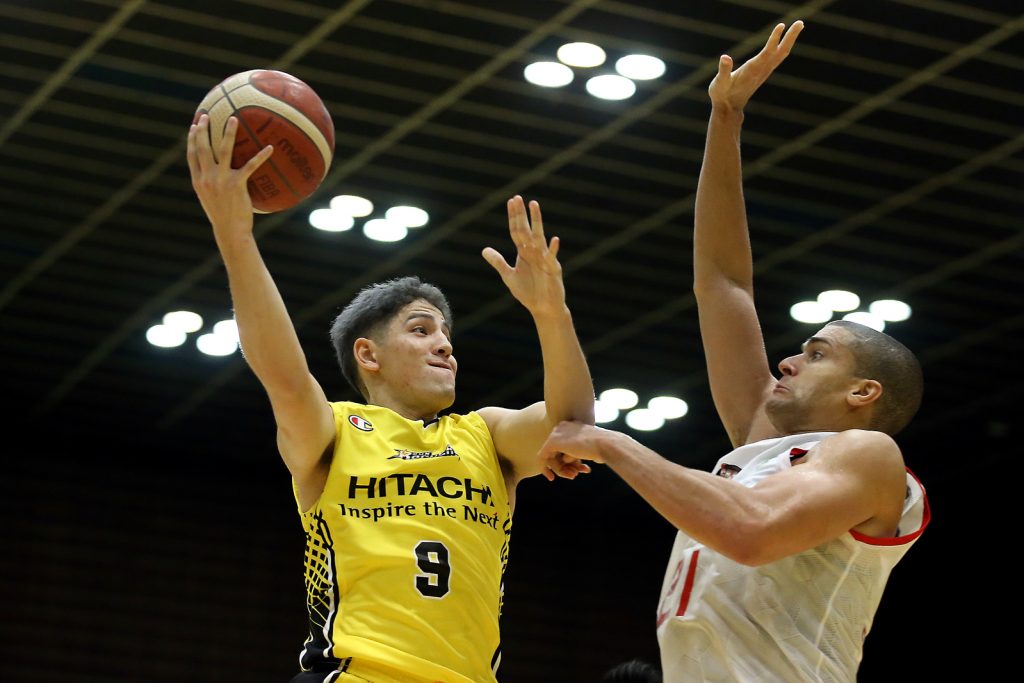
[194,69,335,213]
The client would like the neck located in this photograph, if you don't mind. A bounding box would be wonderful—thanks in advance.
[365,385,440,422]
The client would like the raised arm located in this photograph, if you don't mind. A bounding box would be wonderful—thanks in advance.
[539,422,907,566]
[477,196,595,485]
[694,21,804,447]
[187,115,334,506]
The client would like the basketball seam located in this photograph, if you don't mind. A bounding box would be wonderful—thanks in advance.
[243,72,333,150]
[222,86,304,205]
[229,73,333,159]
[201,70,333,169]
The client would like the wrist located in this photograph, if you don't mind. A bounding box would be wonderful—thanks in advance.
[530,304,572,324]
[214,228,257,257]
[710,104,745,123]
[596,428,631,466]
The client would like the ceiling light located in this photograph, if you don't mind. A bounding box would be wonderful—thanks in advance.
[817,290,860,312]
[585,74,636,100]
[146,324,186,348]
[557,42,606,68]
[309,208,354,232]
[524,61,574,88]
[615,54,665,80]
[790,301,833,323]
[599,388,639,410]
[594,399,619,424]
[213,319,239,344]
[385,205,429,228]
[625,408,664,431]
[869,299,912,322]
[329,194,374,217]
[648,396,688,419]
[162,310,203,333]
[843,311,886,331]
[363,218,408,243]
[197,333,238,356]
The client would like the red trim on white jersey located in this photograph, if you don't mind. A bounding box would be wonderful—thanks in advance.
[850,466,931,546]
[676,549,700,618]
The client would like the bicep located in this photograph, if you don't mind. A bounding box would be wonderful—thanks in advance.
[478,402,552,482]
[694,281,776,446]
[746,434,904,563]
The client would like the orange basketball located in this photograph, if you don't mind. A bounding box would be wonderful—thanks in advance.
[194,70,335,213]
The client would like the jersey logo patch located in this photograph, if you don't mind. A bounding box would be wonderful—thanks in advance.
[348,415,374,432]
[388,444,460,461]
[716,464,741,479]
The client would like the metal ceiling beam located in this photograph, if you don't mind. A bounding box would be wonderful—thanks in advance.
[0,0,146,148]
[37,0,605,412]
[470,15,1024,404]
[152,1,837,428]
[0,0,373,314]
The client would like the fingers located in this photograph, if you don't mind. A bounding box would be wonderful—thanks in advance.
[241,144,274,180]
[186,123,199,179]
[529,200,546,246]
[717,54,733,78]
[219,116,239,165]
[507,195,550,255]
[778,20,804,57]
[481,246,514,279]
[192,114,214,174]
[507,195,526,248]
[548,235,560,260]
[753,23,785,60]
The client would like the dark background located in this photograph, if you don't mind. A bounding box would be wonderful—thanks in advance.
[1,0,1018,681]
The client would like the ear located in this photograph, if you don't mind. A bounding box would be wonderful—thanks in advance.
[847,379,882,408]
[353,337,380,375]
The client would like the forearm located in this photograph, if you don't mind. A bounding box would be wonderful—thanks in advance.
[597,430,766,560]
[534,307,595,425]
[693,106,753,289]
[216,231,312,393]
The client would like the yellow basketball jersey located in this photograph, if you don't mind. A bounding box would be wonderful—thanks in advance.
[295,402,511,683]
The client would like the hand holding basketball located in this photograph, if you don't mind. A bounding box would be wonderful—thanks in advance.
[192,70,335,213]
[187,114,273,234]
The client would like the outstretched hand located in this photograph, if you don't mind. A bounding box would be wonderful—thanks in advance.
[186,114,274,235]
[482,195,567,319]
[709,20,804,112]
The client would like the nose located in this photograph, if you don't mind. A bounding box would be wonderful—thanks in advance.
[435,334,453,357]
[778,355,798,376]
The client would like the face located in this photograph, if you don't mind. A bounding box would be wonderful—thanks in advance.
[364,299,457,414]
[764,325,862,433]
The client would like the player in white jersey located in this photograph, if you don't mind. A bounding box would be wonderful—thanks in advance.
[538,21,929,683]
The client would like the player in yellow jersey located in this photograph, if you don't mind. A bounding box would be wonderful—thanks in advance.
[187,115,595,682]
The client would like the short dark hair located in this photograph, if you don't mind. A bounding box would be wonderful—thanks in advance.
[826,320,923,435]
[600,659,662,683]
[329,276,452,399]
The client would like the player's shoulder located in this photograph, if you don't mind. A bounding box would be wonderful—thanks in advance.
[815,429,904,469]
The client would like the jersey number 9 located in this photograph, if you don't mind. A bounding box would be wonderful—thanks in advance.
[414,540,451,598]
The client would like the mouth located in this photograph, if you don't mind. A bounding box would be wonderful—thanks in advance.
[773,383,788,394]
[428,361,454,374]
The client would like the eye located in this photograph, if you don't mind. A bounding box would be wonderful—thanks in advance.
[412,325,427,334]
[810,350,823,360]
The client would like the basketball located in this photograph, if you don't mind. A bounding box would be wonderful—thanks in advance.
[194,69,335,214]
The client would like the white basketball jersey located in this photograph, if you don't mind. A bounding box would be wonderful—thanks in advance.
[656,432,930,683]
